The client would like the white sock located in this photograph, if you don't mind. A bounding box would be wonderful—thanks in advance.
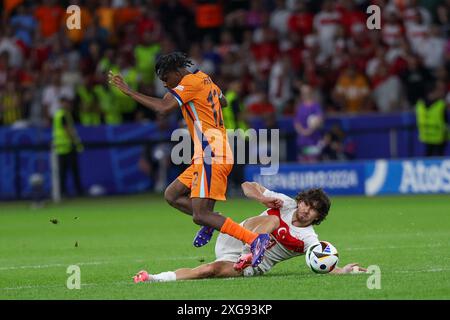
[151,271,177,282]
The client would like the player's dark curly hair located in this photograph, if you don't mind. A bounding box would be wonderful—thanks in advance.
[155,52,193,79]
[295,188,331,225]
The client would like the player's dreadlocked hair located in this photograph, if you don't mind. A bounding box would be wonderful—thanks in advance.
[295,188,331,225]
[155,52,193,79]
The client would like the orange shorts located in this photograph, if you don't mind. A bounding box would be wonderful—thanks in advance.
[177,162,233,201]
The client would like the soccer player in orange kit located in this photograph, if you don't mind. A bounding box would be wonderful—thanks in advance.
[108,52,274,267]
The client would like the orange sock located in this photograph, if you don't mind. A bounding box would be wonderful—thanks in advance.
[220,217,258,245]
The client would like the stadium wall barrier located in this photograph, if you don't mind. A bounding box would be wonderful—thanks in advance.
[245,157,450,196]
[0,123,179,200]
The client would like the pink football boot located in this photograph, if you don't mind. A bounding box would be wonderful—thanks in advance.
[233,253,253,271]
[133,270,150,283]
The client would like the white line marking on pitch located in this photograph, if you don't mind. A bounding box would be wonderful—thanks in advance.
[0,284,64,291]
[0,256,214,271]
[344,243,447,251]
[0,261,105,271]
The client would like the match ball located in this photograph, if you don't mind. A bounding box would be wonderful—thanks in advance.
[305,241,339,274]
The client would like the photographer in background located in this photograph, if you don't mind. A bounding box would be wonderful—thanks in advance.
[320,123,356,161]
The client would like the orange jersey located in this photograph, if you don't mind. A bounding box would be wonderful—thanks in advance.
[169,71,233,164]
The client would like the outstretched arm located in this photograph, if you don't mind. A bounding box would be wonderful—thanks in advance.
[331,263,367,274]
[108,71,178,116]
[241,182,283,209]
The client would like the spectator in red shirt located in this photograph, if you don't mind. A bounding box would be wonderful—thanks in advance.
[250,26,279,76]
[287,0,314,37]
[247,90,275,117]
[382,11,405,47]
[246,88,277,132]
[34,0,64,38]
[284,33,304,73]
[29,31,51,70]
[136,5,161,40]
[348,28,376,71]
[117,0,141,24]
[338,0,367,38]
[313,0,342,59]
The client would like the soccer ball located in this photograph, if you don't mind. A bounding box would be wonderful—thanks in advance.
[305,241,339,274]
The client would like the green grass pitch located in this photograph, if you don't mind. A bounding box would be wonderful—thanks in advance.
[0,193,449,300]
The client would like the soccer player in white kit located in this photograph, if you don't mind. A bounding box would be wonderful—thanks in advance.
[133,182,366,283]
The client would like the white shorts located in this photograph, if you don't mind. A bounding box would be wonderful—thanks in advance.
[214,222,246,263]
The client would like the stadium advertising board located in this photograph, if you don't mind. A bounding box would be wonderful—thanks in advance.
[246,158,450,196]
[245,163,366,196]
[365,158,450,195]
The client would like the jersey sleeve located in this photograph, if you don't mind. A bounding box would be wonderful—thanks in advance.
[262,189,297,210]
[302,233,320,253]
[168,80,197,106]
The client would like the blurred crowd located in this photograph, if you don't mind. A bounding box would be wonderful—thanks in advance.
[0,0,449,130]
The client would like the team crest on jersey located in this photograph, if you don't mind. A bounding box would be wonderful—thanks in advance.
[276,227,288,239]
[267,208,305,253]
[175,85,184,91]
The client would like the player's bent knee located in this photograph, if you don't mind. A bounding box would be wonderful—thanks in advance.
[164,188,176,206]
[192,212,208,226]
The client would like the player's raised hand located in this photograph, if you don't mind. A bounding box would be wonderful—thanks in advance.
[108,71,132,95]
[261,197,284,209]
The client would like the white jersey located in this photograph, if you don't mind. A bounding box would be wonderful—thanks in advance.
[215,189,319,276]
